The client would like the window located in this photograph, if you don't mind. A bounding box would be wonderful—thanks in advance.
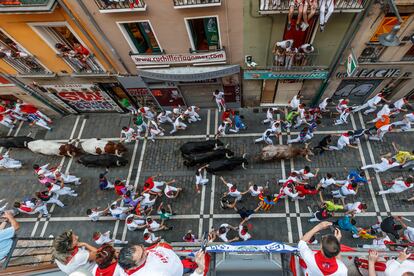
[370,15,409,43]
[186,17,220,51]
[0,28,49,74]
[31,23,105,73]
[120,21,161,54]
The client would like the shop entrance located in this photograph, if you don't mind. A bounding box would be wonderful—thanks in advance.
[179,80,222,108]
[260,80,303,105]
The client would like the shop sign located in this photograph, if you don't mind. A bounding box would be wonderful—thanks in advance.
[43,84,123,113]
[126,88,151,96]
[336,68,400,79]
[332,79,383,104]
[131,50,226,66]
[243,71,328,80]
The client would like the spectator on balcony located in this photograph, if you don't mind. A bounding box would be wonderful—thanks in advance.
[285,46,297,70]
[260,0,281,10]
[287,0,305,31]
[73,42,90,62]
[301,0,318,31]
[298,43,314,66]
[0,211,19,262]
[319,0,334,32]
[272,44,285,67]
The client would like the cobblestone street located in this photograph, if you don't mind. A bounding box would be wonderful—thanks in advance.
[1,108,413,248]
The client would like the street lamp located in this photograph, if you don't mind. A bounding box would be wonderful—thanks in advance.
[378,0,402,47]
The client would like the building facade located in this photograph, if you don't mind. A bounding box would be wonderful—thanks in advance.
[322,0,414,104]
[65,0,243,110]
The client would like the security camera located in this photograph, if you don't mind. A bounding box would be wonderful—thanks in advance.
[245,55,257,69]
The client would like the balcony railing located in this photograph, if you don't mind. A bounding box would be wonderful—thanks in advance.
[0,0,56,12]
[58,54,105,75]
[271,52,325,71]
[94,0,146,13]
[1,55,50,75]
[173,0,221,8]
[259,0,367,13]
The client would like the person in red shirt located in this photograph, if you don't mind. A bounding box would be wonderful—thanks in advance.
[73,42,90,57]
[221,108,234,126]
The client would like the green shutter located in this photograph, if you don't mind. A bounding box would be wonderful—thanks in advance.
[203,17,219,49]
[124,23,148,53]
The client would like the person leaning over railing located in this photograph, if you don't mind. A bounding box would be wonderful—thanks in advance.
[299,221,348,275]
[52,230,97,275]
[0,211,19,264]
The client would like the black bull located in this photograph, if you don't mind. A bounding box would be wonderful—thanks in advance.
[180,140,224,155]
[183,149,234,167]
[0,136,34,148]
[77,154,128,167]
[206,156,248,174]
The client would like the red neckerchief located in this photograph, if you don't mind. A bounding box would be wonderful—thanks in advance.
[241,229,247,235]
[405,181,412,187]
[124,261,147,275]
[65,246,79,264]
[314,251,338,274]
[340,100,347,105]
[95,261,117,276]
[358,204,363,210]
[93,234,100,241]
[388,159,394,165]
[347,184,353,190]
[343,133,349,137]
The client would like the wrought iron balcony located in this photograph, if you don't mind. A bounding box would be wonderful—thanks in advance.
[94,0,146,13]
[173,0,221,9]
[271,51,325,71]
[259,0,367,14]
[0,0,56,13]
[1,55,51,75]
[58,54,106,75]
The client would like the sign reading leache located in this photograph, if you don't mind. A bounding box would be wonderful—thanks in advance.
[336,68,400,79]
[131,50,226,66]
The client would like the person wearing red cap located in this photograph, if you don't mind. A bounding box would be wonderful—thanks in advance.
[299,221,347,276]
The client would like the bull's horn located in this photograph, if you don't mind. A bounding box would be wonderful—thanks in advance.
[242,153,247,158]
[225,152,231,158]
[26,131,32,137]
[116,160,121,166]
[242,162,247,170]
[225,143,229,149]
[305,143,309,149]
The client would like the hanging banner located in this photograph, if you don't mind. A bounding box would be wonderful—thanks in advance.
[43,84,123,113]
[206,240,297,253]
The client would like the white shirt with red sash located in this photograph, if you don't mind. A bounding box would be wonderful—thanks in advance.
[55,246,95,275]
[93,262,123,276]
[298,240,347,276]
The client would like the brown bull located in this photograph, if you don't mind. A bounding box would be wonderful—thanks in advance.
[260,144,313,162]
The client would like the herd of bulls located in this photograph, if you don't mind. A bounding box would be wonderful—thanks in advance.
[0,135,128,167]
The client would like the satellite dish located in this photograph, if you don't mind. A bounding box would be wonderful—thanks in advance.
[379,24,401,46]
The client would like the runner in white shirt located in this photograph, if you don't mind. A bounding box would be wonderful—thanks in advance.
[140,193,157,209]
[86,207,108,222]
[138,106,155,121]
[294,104,306,128]
[403,225,414,242]
[246,182,263,197]
[184,106,201,123]
[157,110,174,125]
[213,89,226,111]
[367,104,393,124]
[33,163,54,178]
[299,221,348,276]
[254,128,274,145]
[195,165,209,193]
[46,182,77,197]
[216,122,227,138]
[345,202,367,215]
[362,231,391,249]
[109,200,131,220]
[146,217,171,231]
[335,99,349,114]
[216,223,239,242]
[170,115,187,134]
[294,166,319,181]
[220,176,243,202]
[92,244,123,276]
[92,231,127,245]
[0,150,22,169]
[369,124,394,141]
[353,93,388,115]
[334,108,351,125]
[317,173,337,189]
[126,214,146,231]
[143,229,161,245]
[361,157,400,173]
[332,182,358,205]
[164,182,182,199]
[329,132,358,151]
[394,112,414,131]
[319,97,333,112]
[238,223,252,241]
[263,108,277,125]
[289,94,302,110]
[118,244,206,276]
[378,176,414,195]
[120,126,136,143]
[392,97,410,114]
[53,230,97,275]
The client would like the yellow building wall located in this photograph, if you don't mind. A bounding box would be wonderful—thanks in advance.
[0,6,110,74]
[0,59,18,74]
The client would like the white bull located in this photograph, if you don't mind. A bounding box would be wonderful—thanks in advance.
[27,140,81,157]
[81,138,127,157]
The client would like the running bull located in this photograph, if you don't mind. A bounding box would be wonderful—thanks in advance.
[0,135,34,149]
[183,148,234,167]
[260,144,313,162]
[77,154,128,167]
[81,138,127,157]
[206,154,248,174]
[180,139,224,156]
[28,139,82,157]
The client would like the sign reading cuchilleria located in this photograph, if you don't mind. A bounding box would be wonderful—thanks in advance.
[130,50,226,66]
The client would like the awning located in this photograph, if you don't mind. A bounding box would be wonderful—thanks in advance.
[137,65,240,82]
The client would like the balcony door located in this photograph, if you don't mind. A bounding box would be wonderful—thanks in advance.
[121,21,161,54]
[186,16,220,51]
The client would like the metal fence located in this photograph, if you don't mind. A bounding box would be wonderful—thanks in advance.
[272,51,325,71]
[2,56,50,75]
[173,0,221,7]
[59,54,105,74]
[0,0,50,7]
[259,0,367,12]
[94,0,146,10]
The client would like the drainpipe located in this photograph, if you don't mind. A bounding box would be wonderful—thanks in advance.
[311,0,376,106]
[0,73,65,115]
[75,0,131,74]
[57,0,117,74]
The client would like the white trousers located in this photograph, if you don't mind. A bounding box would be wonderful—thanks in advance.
[361,163,399,173]
[319,0,334,25]
[215,99,226,112]
[0,158,22,169]
[170,122,187,134]
[61,174,81,185]
[36,111,51,123]
[255,136,273,145]
[378,184,410,195]
[45,194,65,208]
[55,187,77,197]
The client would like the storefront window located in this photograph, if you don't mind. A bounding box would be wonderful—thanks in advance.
[122,21,161,54]
[187,17,220,51]
[150,88,185,107]
[402,45,414,61]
